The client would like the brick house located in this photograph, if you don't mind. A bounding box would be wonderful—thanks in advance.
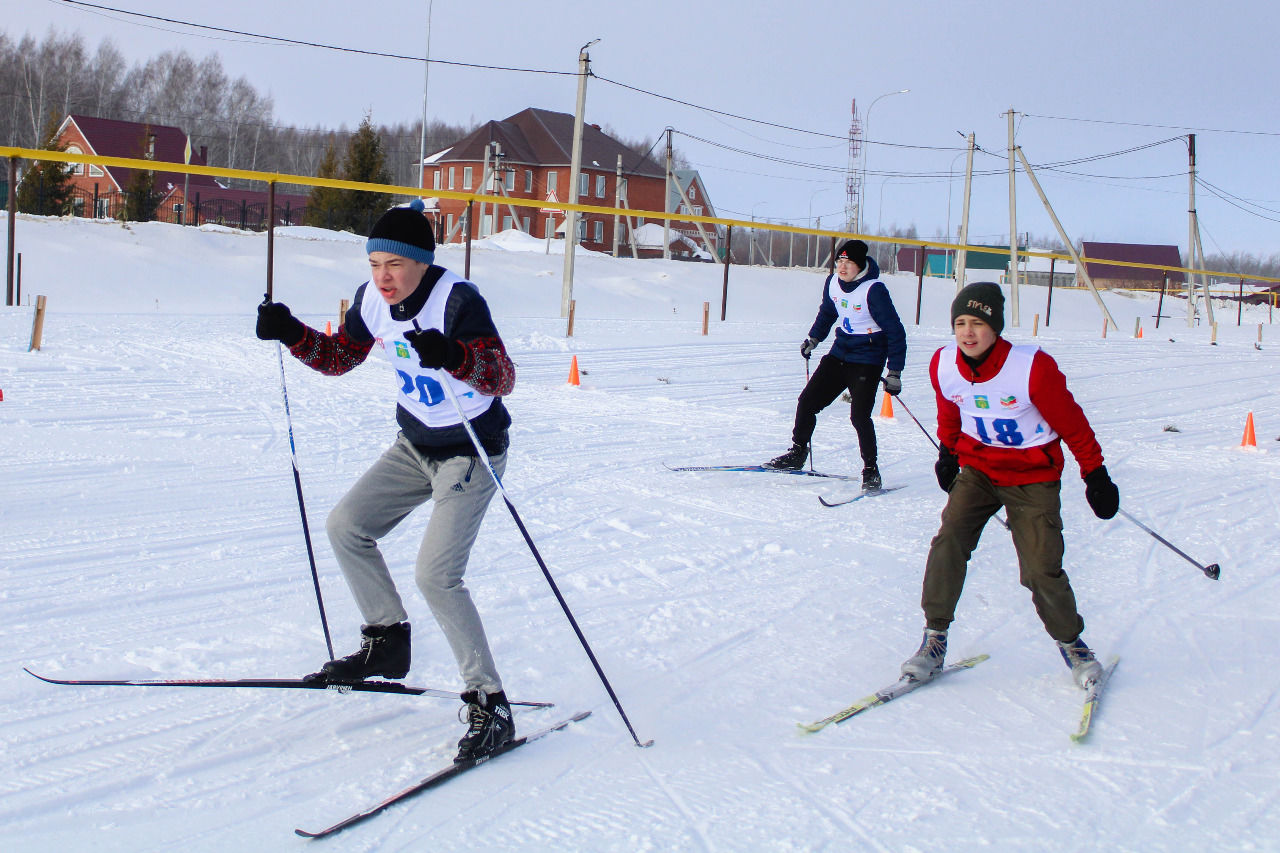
[422,107,717,256]
[55,114,305,227]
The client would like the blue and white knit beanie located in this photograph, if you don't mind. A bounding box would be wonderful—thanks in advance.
[366,198,435,265]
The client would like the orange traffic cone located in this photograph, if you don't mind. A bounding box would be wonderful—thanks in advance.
[1241,411,1257,447]
[1137,327,1144,338]
[879,392,894,418]
[567,355,580,386]
[325,320,333,336]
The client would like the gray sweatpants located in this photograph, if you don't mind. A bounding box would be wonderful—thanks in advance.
[325,433,506,694]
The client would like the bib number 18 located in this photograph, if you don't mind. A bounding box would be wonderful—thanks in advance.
[973,416,1024,446]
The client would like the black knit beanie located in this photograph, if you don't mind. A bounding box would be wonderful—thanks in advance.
[951,282,1005,335]
[836,239,868,269]
[366,198,435,264]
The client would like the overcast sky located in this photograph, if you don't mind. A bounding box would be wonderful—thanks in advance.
[9,0,1280,256]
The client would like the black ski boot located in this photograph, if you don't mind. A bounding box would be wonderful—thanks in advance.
[862,464,882,490]
[455,690,515,762]
[765,444,807,470]
[306,622,411,683]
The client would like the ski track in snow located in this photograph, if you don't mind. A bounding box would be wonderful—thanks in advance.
[3,219,1280,851]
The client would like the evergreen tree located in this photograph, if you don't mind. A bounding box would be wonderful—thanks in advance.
[122,125,160,222]
[303,135,342,228]
[16,112,76,216]
[336,113,392,234]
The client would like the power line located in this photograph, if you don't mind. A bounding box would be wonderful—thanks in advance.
[1023,111,1280,138]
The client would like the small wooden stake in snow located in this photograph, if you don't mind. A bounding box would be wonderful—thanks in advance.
[28,295,47,351]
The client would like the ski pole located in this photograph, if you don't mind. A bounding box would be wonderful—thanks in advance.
[416,322,653,748]
[804,355,814,472]
[886,380,1010,531]
[1118,508,1221,580]
[266,296,335,660]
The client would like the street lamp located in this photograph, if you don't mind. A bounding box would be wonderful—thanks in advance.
[808,187,830,267]
[858,88,909,235]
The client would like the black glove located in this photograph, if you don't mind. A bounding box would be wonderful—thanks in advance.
[1084,465,1120,519]
[935,446,960,493]
[800,337,819,359]
[883,369,902,396]
[256,298,305,346]
[405,328,466,370]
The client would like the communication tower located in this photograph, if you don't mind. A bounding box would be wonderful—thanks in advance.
[846,99,863,233]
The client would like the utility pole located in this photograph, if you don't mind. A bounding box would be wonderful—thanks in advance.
[1006,109,1019,326]
[417,1,433,193]
[955,132,974,292]
[612,154,622,257]
[1186,134,1214,327]
[663,128,673,261]
[561,40,597,318]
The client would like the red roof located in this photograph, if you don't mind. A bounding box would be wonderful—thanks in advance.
[64,114,221,192]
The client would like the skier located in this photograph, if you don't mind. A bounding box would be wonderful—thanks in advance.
[766,239,907,490]
[254,199,516,761]
[901,282,1120,689]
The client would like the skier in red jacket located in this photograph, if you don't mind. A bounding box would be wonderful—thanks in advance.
[900,282,1120,689]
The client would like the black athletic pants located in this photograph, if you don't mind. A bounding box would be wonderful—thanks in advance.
[791,354,883,467]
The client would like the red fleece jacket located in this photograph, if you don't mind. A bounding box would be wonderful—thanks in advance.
[930,337,1104,486]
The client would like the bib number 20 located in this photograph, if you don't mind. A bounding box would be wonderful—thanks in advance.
[973,416,1024,446]
[398,370,445,406]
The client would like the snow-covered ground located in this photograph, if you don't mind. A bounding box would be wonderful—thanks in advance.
[3,215,1278,852]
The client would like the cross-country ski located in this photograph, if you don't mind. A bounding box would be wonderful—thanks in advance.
[799,654,990,733]
[1072,657,1120,742]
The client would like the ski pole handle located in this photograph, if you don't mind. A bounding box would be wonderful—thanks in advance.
[1118,508,1220,580]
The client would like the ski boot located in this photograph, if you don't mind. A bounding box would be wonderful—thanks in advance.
[306,622,411,683]
[455,689,515,762]
[765,444,807,470]
[901,628,947,682]
[1057,636,1103,689]
[862,464,882,491]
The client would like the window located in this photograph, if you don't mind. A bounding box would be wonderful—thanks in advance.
[502,215,513,231]
[693,206,703,216]
[579,173,589,197]
[433,170,442,190]
[593,220,603,242]
[577,218,586,239]
[524,170,533,192]
[446,213,455,236]
[521,216,530,233]
[596,175,607,198]
[505,170,515,191]
[448,167,456,190]
[689,184,697,201]
[463,167,473,189]
[89,164,104,177]
[66,145,85,175]
[548,171,558,192]
[72,197,85,215]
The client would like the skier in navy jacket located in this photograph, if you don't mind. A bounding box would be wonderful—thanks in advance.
[766,239,907,489]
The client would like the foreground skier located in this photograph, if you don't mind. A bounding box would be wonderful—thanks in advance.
[901,283,1120,688]
[255,199,516,761]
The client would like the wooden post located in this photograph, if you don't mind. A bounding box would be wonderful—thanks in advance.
[702,301,710,336]
[1033,313,1040,336]
[566,299,576,338]
[29,295,47,351]
[16,252,20,306]
[339,298,350,329]
[1134,316,1141,338]
[1211,322,1218,344]
[1259,323,1263,344]
[1102,318,1108,339]
[1238,278,1244,326]
[720,225,731,321]
[828,236,837,275]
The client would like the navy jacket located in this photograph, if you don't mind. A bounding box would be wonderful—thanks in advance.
[807,256,907,371]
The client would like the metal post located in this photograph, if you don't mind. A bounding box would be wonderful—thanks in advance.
[267,182,276,298]
[1007,109,1019,326]
[464,198,474,279]
[721,225,732,321]
[1238,278,1244,326]
[1046,257,1056,327]
[6,157,15,306]
[914,247,925,325]
[1156,273,1167,329]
